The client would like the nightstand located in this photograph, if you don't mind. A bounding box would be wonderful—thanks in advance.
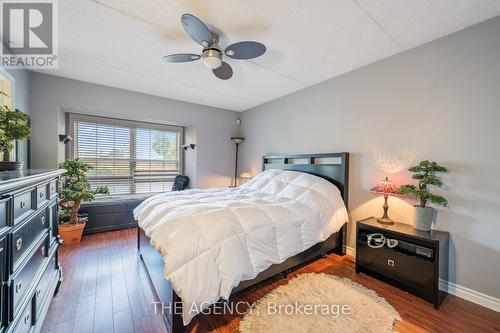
[355,217,449,308]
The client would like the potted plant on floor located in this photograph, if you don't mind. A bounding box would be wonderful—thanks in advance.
[58,159,109,245]
[0,105,31,171]
[398,160,449,231]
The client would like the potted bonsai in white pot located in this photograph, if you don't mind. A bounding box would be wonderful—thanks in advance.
[398,160,448,231]
[58,159,109,245]
[0,105,31,171]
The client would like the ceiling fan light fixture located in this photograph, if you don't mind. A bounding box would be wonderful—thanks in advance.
[202,48,222,69]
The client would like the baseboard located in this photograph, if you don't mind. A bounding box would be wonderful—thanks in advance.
[439,279,500,312]
[346,246,356,259]
[346,246,499,312]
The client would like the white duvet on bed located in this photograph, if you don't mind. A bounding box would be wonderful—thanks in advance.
[133,169,348,325]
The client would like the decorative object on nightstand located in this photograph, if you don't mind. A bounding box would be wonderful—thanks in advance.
[239,171,252,184]
[356,217,449,309]
[371,177,399,225]
[398,161,448,231]
[230,137,245,187]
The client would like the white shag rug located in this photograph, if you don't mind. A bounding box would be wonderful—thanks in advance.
[239,273,401,333]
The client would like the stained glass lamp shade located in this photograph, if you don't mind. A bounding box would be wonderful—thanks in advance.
[371,177,399,225]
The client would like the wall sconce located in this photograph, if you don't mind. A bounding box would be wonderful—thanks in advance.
[59,134,73,144]
[182,144,196,150]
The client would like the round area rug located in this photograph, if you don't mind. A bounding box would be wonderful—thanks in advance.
[239,273,401,333]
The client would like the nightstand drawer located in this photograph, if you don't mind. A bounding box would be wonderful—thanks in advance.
[357,243,434,293]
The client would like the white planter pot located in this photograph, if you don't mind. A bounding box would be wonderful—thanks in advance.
[414,206,435,231]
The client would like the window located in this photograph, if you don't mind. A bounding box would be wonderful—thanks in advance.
[68,113,183,195]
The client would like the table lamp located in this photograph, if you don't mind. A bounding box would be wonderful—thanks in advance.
[371,177,399,225]
[239,172,252,183]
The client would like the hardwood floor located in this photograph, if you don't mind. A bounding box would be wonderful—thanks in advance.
[41,228,500,333]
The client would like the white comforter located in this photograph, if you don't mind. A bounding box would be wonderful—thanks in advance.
[133,169,348,324]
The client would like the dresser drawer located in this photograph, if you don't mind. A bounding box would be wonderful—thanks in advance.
[12,210,48,270]
[11,234,49,317]
[0,236,6,329]
[36,183,49,208]
[0,197,9,230]
[34,250,58,320]
[11,297,33,333]
[48,179,58,199]
[13,189,35,225]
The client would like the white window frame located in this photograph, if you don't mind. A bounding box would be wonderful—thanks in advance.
[67,113,184,195]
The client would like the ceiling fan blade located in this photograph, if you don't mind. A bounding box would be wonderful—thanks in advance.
[181,14,215,47]
[163,53,201,63]
[224,41,266,60]
[213,62,233,80]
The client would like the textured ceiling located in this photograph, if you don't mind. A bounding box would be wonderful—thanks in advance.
[34,0,500,111]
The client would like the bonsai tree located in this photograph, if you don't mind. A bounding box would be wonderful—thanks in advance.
[0,105,31,161]
[58,159,109,224]
[398,160,449,208]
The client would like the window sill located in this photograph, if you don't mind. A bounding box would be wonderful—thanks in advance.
[82,193,159,207]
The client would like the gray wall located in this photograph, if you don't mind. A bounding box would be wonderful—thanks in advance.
[6,68,30,166]
[240,17,500,298]
[29,72,239,188]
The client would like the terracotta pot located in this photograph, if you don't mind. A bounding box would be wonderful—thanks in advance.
[59,222,86,246]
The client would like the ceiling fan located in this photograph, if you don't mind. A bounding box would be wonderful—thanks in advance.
[163,14,267,80]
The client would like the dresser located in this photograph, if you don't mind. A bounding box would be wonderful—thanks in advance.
[0,170,63,333]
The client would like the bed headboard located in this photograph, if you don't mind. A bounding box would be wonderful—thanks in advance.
[262,152,349,207]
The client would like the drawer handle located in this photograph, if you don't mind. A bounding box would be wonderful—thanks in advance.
[15,282,22,293]
[20,201,26,209]
[41,216,46,225]
[39,192,44,199]
[24,313,30,324]
[16,238,22,251]
[36,288,41,297]
[50,186,55,192]
[40,246,45,256]
[387,259,395,267]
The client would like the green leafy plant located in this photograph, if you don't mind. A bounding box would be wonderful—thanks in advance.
[398,160,449,208]
[0,105,31,162]
[58,159,109,224]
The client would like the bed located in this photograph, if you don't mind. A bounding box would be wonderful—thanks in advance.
[135,152,349,333]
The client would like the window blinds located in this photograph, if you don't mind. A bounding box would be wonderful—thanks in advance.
[69,114,183,195]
